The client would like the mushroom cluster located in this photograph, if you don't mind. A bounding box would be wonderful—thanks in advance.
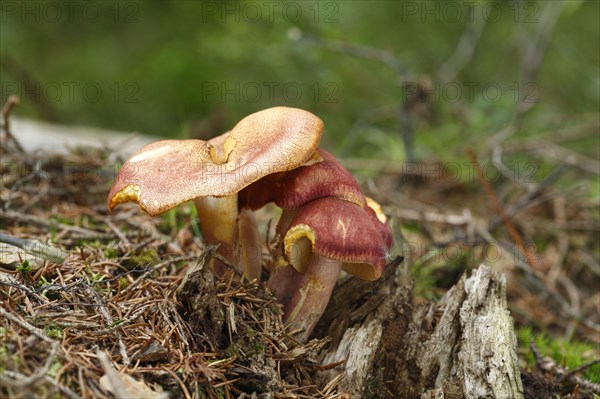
[108,107,393,341]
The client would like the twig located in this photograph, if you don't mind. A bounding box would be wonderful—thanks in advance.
[398,100,416,163]
[288,27,419,162]
[466,148,538,269]
[41,375,82,399]
[564,359,600,378]
[289,28,408,78]
[514,141,599,175]
[3,210,110,238]
[1,94,24,153]
[516,1,567,122]
[1,353,80,399]
[438,9,487,84]
[395,207,474,226]
[213,252,244,278]
[3,159,45,211]
[0,342,59,388]
[1,55,57,121]
[0,273,48,300]
[0,306,54,343]
[531,341,600,394]
[0,232,68,263]
[478,226,599,333]
[105,218,131,246]
[96,350,129,396]
[119,254,199,295]
[88,288,130,365]
[488,164,569,232]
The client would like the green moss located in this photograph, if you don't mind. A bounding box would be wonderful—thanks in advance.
[224,344,239,358]
[16,260,31,279]
[87,240,120,259]
[85,268,106,284]
[518,327,600,382]
[159,205,194,234]
[108,319,124,329]
[119,277,129,289]
[44,325,63,340]
[123,248,160,269]
[0,348,7,372]
[253,341,264,354]
[103,246,119,259]
[48,359,63,378]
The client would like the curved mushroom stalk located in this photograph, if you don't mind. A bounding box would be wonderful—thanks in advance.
[238,208,261,281]
[276,254,343,342]
[194,197,267,280]
[194,196,239,277]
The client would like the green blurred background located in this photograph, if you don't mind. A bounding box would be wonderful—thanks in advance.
[1,0,598,162]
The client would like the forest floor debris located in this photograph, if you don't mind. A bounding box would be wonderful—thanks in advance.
[1,111,599,398]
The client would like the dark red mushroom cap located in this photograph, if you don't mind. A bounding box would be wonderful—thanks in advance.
[283,197,391,281]
[107,107,323,215]
[239,148,365,211]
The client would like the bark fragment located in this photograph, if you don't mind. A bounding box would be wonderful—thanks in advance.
[317,264,524,399]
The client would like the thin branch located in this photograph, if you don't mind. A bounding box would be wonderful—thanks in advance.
[531,341,600,394]
[289,28,408,78]
[1,94,24,153]
[488,164,569,232]
[516,1,567,121]
[0,342,59,388]
[511,141,599,175]
[564,359,600,378]
[0,232,68,263]
[466,148,538,269]
[3,210,110,238]
[88,287,130,365]
[438,10,487,84]
[288,27,418,161]
[0,307,54,343]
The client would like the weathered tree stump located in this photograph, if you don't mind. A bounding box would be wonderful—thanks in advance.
[316,264,524,398]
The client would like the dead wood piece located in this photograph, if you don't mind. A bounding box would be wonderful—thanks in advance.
[320,319,383,397]
[131,341,169,364]
[97,350,167,399]
[0,233,67,264]
[455,266,523,398]
[0,243,46,270]
[318,264,524,399]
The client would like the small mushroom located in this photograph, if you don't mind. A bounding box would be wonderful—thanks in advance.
[269,197,392,341]
[238,147,368,272]
[107,107,323,278]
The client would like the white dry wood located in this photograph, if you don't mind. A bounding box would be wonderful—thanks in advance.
[319,264,524,398]
[321,319,383,398]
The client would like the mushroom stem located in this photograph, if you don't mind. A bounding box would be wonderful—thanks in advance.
[194,195,239,276]
[269,251,342,342]
[238,208,261,281]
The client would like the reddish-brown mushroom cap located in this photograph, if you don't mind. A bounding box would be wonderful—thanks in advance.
[238,148,365,211]
[107,107,324,215]
[283,197,390,281]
